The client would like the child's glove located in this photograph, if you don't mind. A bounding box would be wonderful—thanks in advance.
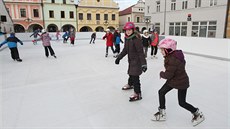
[115,58,120,65]
[20,42,23,45]
[142,65,147,72]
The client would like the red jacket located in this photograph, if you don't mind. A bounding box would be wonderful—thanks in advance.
[151,32,159,46]
[103,33,114,46]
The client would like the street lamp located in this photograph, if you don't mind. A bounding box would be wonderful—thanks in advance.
[145,17,151,31]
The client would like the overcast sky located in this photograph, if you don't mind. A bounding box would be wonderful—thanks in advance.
[114,0,139,10]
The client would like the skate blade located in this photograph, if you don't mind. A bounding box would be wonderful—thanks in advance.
[192,117,205,126]
[129,97,142,102]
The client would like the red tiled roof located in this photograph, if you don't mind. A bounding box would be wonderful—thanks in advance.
[119,5,135,16]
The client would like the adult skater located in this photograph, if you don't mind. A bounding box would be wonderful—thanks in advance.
[115,22,147,102]
[152,38,205,126]
[33,29,56,58]
[102,29,115,57]
[141,30,151,58]
[0,32,23,62]
[89,32,96,44]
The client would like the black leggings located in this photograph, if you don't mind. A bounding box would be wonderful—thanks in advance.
[44,46,55,57]
[151,46,158,56]
[158,83,197,113]
[106,46,115,54]
[10,47,20,60]
[114,44,120,53]
[128,75,141,94]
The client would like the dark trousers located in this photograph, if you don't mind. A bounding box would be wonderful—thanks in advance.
[143,47,148,57]
[90,37,95,43]
[70,37,75,45]
[114,44,120,53]
[158,83,197,113]
[9,47,20,60]
[128,75,141,94]
[151,46,158,56]
[106,46,115,54]
[44,46,55,57]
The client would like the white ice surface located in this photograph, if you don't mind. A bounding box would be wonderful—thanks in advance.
[0,38,229,129]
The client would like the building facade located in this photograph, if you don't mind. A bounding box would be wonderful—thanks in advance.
[225,1,230,38]
[43,0,77,32]
[0,0,14,33]
[145,0,228,38]
[4,0,44,32]
[77,0,119,32]
[119,0,147,32]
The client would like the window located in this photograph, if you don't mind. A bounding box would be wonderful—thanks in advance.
[182,0,188,9]
[128,17,130,22]
[20,8,26,17]
[51,0,55,3]
[69,11,74,18]
[155,23,160,34]
[0,15,7,22]
[191,21,216,37]
[171,0,176,11]
[169,22,187,36]
[33,9,39,17]
[104,14,108,20]
[147,6,150,13]
[112,14,115,20]
[63,0,66,4]
[49,10,54,18]
[61,11,65,18]
[156,1,160,12]
[87,13,91,20]
[96,14,100,20]
[136,17,140,23]
[210,0,217,6]
[79,13,83,20]
[195,0,201,8]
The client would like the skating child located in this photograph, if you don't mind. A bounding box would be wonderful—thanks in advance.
[69,28,75,46]
[152,38,205,126]
[90,32,96,44]
[56,30,61,40]
[150,30,159,59]
[102,29,115,57]
[0,32,23,62]
[113,29,123,57]
[141,30,151,58]
[33,29,56,58]
[115,22,147,102]
[30,29,40,45]
[62,31,69,43]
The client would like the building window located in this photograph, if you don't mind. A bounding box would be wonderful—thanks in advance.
[33,9,39,17]
[182,0,188,9]
[191,21,216,38]
[195,0,201,8]
[169,22,187,36]
[155,23,160,34]
[156,1,160,12]
[112,14,115,20]
[20,8,26,17]
[128,17,130,22]
[69,11,74,18]
[87,13,91,20]
[49,10,54,18]
[136,17,140,23]
[51,0,55,3]
[79,13,83,20]
[63,0,66,4]
[210,0,217,6]
[171,0,176,11]
[96,14,100,20]
[147,6,150,13]
[61,11,65,18]
[104,14,108,20]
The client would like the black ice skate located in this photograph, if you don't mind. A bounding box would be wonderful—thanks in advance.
[129,93,142,102]
[16,58,22,62]
[105,53,108,57]
[192,109,205,126]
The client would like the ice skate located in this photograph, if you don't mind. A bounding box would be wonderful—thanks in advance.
[122,84,133,90]
[105,53,108,57]
[129,92,142,102]
[16,58,22,62]
[153,55,158,59]
[152,108,166,121]
[52,55,57,58]
[192,109,205,126]
[151,55,154,59]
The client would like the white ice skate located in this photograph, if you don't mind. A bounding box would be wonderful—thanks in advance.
[192,109,205,126]
[152,108,166,121]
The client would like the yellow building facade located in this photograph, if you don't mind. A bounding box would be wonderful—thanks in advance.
[226,4,230,38]
[77,0,119,32]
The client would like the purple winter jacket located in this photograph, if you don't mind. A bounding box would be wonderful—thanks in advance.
[41,33,51,46]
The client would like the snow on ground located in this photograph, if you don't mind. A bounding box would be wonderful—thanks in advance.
[0,38,229,129]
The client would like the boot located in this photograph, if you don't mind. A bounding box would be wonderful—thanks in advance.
[129,92,142,102]
[122,84,133,90]
[105,53,108,57]
[16,58,22,62]
[192,109,205,126]
[152,108,166,121]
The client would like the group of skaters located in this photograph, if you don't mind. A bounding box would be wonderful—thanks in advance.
[0,22,204,126]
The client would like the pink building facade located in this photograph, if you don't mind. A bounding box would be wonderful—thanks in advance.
[4,0,44,32]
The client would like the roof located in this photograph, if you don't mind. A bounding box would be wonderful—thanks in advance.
[119,5,135,16]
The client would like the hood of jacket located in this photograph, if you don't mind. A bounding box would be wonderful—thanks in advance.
[171,50,185,63]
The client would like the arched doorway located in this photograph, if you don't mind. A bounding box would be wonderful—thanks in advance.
[108,26,115,32]
[80,26,93,32]
[28,24,43,32]
[14,24,25,33]
[135,26,140,33]
[62,24,75,32]
[141,27,147,33]
[95,26,104,32]
[47,24,58,32]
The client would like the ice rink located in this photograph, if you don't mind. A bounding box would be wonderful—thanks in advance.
[0,37,229,129]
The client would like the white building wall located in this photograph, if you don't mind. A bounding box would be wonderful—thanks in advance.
[0,0,14,33]
[145,0,228,38]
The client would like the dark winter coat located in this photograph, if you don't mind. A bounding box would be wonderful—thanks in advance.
[117,33,147,76]
[142,35,151,47]
[160,50,189,89]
